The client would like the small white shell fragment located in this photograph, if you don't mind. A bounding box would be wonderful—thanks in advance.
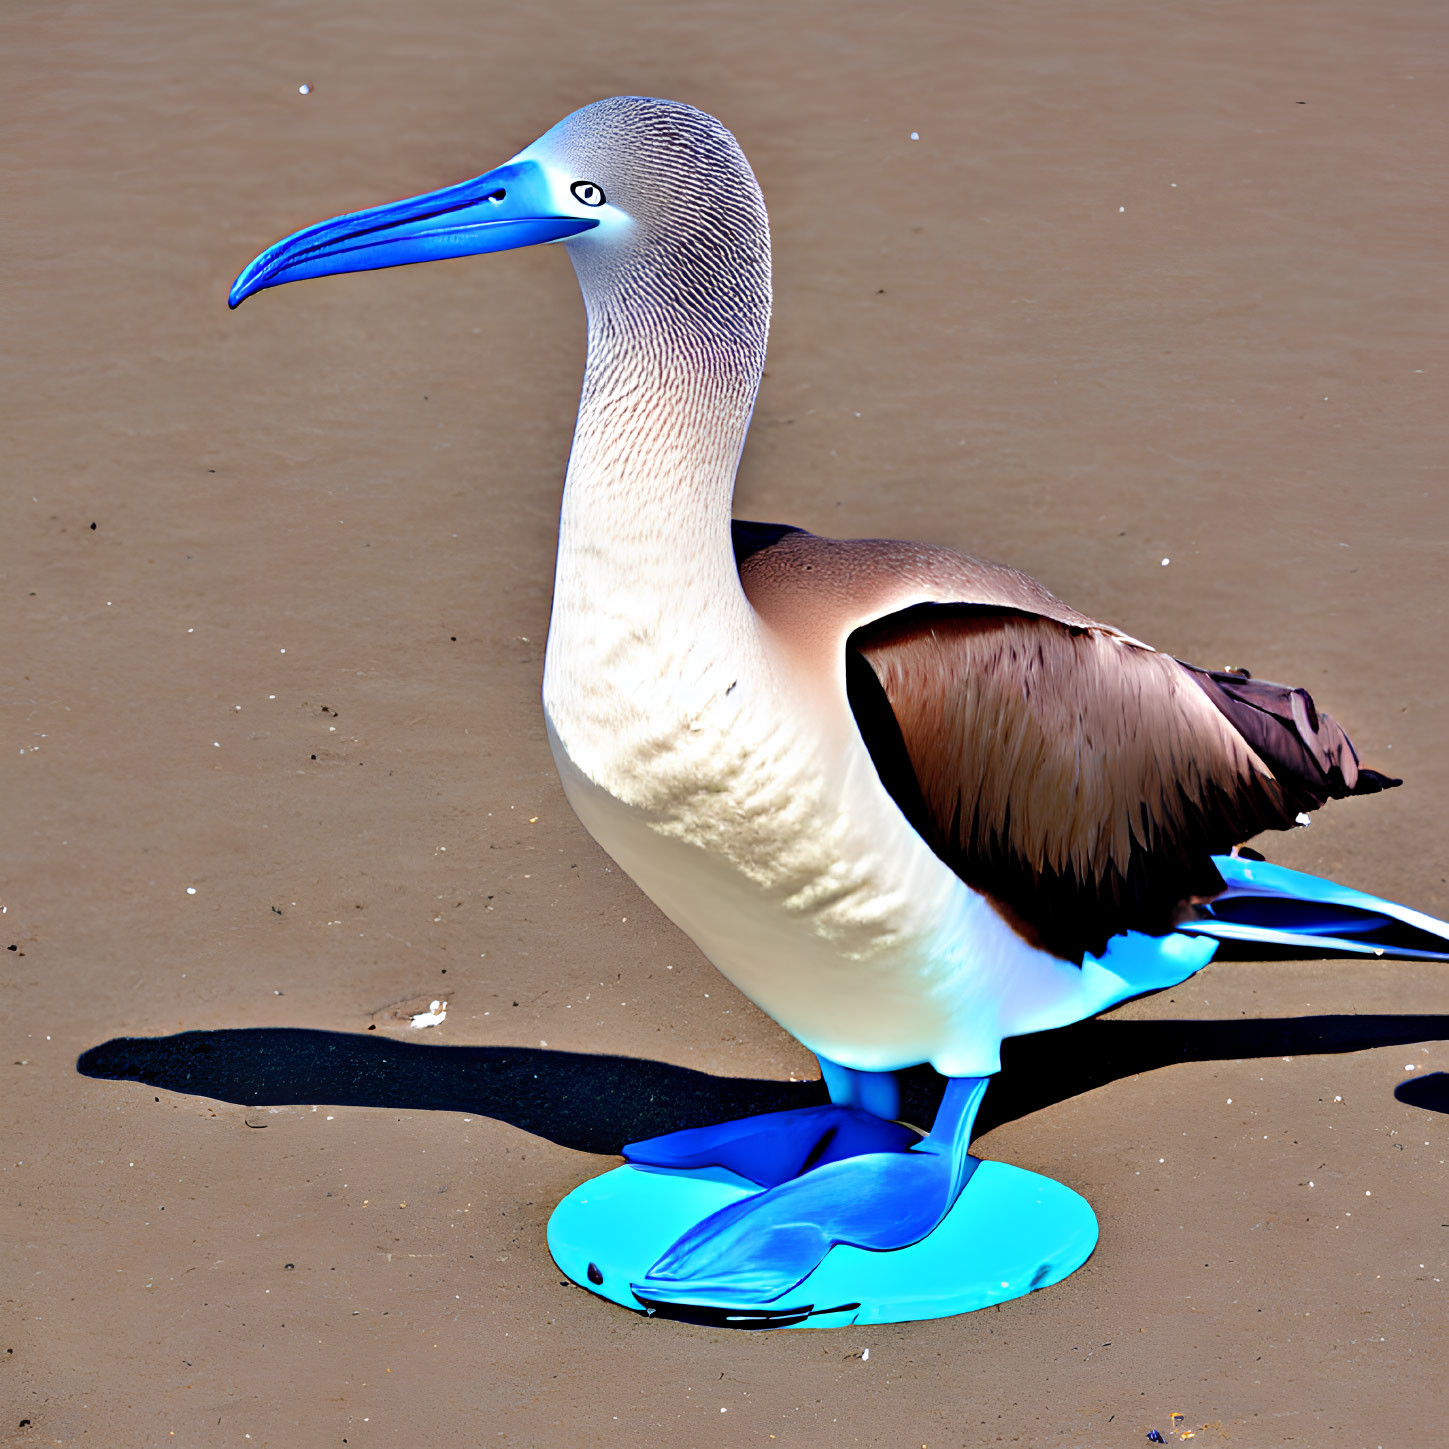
[909,132,919,140]
[299,83,311,95]
[410,999,448,1029]
[186,887,197,895]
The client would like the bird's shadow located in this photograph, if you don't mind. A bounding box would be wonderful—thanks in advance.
[1394,1071,1449,1115]
[77,1011,1449,1154]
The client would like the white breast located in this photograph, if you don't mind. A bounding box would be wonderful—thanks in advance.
[540,606,1124,1077]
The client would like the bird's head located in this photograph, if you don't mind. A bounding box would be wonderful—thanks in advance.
[228,96,771,346]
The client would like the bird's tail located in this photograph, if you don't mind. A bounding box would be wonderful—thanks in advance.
[1183,854,1449,961]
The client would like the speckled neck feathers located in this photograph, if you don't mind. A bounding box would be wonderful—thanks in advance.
[553,99,772,611]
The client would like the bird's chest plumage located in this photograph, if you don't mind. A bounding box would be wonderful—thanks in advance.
[543,591,928,941]
[542,605,837,883]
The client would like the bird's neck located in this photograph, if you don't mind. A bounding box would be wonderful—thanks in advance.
[551,290,767,632]
[542,287,777,796]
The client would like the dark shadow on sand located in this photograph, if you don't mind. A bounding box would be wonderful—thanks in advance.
[1394,1070,1449,1116]
[981,1013,1449,1135]
[78,1012,1449,1153]
[78,1030,823,1153]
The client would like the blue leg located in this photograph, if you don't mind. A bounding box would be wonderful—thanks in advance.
[630,1072,991,1310]
[816,1057,903,1120]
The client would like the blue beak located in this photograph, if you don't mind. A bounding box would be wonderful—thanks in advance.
[228,159,595,308]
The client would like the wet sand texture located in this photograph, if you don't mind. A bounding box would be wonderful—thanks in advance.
[6,2,1448,1444]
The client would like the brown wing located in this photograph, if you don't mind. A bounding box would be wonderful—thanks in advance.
[849,604,1396,963]
[730,520,1396,965]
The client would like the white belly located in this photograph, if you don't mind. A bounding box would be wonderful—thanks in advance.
[542,627,1115,1076]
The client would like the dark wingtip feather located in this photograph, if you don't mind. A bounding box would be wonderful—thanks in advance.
[1354,768,1402,794]
[1184,665,1397,814]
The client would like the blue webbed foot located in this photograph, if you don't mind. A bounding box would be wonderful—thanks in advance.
[549,1073,1099,1324]
[630,1074,990,1311]
[623,1105,919,1189]
[631,1144,973,1308]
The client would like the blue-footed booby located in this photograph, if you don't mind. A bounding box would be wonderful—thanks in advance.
[231,96,1449,1327]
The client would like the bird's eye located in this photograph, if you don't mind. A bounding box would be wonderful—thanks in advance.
[570,181,606,207]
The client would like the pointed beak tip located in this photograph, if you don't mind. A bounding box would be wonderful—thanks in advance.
[227,274,255,310]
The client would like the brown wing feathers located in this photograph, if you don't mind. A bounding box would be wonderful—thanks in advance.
[849,605,1396,963]
[731,522,1397,965]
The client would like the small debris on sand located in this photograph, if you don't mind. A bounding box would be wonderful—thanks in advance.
[410,999,448,1029]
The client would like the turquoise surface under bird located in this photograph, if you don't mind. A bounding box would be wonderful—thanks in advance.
[231,96,1449,1327]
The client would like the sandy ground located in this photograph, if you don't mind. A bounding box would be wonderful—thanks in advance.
[5,2,1449,1444]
